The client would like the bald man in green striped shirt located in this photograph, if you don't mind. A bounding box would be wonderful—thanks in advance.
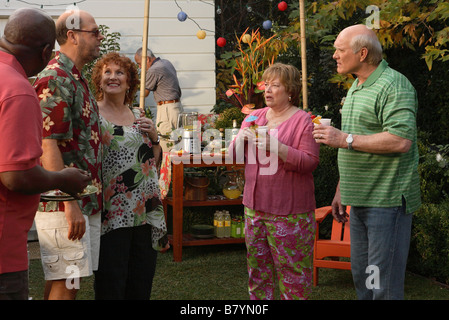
[313,24,421,300]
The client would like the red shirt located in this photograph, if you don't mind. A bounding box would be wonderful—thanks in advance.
[0,51,42,274]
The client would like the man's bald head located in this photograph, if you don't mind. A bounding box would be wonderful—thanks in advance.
[55,10,92,45]
[2,8,55,48]
[337,24,383,65]
[0,8,55,76]
[339,24,377,38]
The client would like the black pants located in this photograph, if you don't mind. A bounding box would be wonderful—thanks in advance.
[0,270,28,300]
[94,224,157,300]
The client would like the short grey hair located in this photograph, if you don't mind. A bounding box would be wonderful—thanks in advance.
[351,33,383,65]
[135,47,155,59]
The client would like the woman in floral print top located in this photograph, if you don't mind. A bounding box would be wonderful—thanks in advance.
[91,52,167,300]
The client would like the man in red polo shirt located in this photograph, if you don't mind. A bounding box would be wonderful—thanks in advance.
[0,8,91,300]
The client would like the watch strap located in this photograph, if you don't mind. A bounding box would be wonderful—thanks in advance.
[152,136,160,145]
[346,133,353,150]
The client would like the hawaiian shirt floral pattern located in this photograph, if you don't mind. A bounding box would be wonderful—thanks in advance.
[34,52,102,216]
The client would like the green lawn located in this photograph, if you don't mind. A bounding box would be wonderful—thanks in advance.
[28,243,449,301]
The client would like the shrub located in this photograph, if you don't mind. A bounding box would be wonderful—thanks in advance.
[213,106,246,130]
[409,199,449,285]
[409,138,449,282]
[312,145,339,238]
[313,145,339,208]
[417,134,449,204]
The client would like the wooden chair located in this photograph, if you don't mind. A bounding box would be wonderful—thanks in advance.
[313,205,351,286]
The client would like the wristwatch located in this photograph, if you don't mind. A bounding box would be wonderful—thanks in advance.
[346,133,353,150]
[152,136,160,145]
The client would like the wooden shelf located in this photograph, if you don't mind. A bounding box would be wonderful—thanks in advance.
[164,154,244,262]
[164,196,243,207]
[168,234,245,246]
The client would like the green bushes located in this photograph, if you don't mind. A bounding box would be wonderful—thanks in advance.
[312,145,339,239]
[213,106,246,130]
[313,144,339,208]
[417,136,449,204]
[408,137,449,284]
[409,200,449,285]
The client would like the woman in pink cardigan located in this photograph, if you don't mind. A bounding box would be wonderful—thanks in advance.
[233,63,320,299]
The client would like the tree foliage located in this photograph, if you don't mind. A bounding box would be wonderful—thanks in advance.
[215,0,449,143]
[284,0,449,69]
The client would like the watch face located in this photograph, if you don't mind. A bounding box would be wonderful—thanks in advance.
[346,135,353,143]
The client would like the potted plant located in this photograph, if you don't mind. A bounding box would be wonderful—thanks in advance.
[222,28,282,114]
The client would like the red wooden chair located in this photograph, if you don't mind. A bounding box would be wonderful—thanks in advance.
[313,205,351,286]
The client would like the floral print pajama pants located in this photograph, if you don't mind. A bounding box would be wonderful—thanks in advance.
[244,207,316,300]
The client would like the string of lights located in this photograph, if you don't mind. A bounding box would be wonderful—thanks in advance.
[4,0,289,46]
[5,0,86,8]
[174,0,214,37]
[198,0,213,7]
[215,1,289,47]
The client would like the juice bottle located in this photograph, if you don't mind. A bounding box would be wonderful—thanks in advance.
[240,216,245,238]
[224,211,231,237]
[231,119,239,142]
[231,218,237,238]
[213,211,219,236]
[235,217,242,238]
[217,212,224,238]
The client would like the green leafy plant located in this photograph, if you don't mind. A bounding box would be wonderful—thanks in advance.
[214,106,246,130]
[409,199,449,285]
[220,28,285,111]
[418,138,449,204]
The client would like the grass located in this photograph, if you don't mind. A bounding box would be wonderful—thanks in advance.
[28,243,449,301]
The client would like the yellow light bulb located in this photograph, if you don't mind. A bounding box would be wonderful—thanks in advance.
[197,30,206,39]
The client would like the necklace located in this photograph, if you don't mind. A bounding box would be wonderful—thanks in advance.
[266,105,297,128]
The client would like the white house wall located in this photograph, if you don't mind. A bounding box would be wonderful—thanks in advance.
[0,0,216,114]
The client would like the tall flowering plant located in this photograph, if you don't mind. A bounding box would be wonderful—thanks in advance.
[224,28,279,114]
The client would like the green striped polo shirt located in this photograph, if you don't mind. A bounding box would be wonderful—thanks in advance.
[338,60,421,213]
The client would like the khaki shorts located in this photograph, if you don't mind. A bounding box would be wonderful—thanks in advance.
[34,211,101,281]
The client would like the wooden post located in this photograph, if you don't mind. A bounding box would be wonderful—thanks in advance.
[172,161,184,262]
[139,0,150,110]
[299,0,308,110]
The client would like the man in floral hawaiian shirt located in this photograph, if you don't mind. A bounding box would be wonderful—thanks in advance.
[34,9,104,300]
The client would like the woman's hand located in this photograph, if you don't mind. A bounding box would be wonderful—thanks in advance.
[255,130,289,161]
[135,116,158,143]
[238,127,257,142]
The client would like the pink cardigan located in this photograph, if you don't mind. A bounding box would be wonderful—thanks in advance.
[235,107,320,215]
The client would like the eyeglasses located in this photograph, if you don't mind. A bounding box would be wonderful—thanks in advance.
[71,29,101,38]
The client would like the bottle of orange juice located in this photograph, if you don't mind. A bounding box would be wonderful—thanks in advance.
[213,211,219,237]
